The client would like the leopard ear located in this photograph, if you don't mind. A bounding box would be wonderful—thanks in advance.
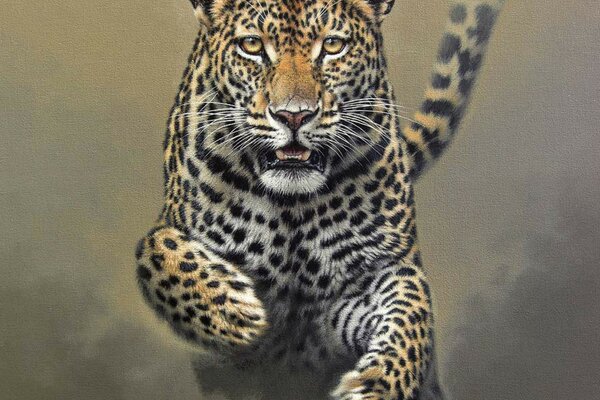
[189,0,215,26]
[365,0,396,20]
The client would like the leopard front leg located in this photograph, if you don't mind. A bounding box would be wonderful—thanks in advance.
[135,226,267,351]
[330,263,437,400]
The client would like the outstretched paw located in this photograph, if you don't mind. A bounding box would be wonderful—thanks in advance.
[136,227,268,350]
[332,352,420,400]
[332,367,389,400]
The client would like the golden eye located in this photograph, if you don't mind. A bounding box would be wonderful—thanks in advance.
[239,36,264,56]
[322,37,347,56]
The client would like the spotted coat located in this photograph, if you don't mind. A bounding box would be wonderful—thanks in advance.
[135,1,505,399]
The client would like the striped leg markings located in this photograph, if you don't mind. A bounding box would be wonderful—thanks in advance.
[331,263,434,400]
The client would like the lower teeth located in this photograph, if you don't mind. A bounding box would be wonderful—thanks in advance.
[275,149,312,161]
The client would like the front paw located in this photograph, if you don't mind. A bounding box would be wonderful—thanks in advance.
[186,261,269,348]
[140,259,268,349]
[332,368,388,400]
[333,354,418,400]
[136,228,268,349]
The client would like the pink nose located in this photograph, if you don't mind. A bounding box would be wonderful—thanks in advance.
[270,108,319,131]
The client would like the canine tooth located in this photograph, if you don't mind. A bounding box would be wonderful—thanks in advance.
[300,150,311,161]
[275,149,287,161]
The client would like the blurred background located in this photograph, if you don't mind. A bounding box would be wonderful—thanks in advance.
[1,1,599,399]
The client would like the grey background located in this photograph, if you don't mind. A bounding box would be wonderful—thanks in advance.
[1,1,598,399]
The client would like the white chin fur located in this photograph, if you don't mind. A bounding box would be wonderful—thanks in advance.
[259,169,327,195]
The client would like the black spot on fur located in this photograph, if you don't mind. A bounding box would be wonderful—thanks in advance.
[180,262,199,272]
[137,265,152,281]
[163,238,178,250]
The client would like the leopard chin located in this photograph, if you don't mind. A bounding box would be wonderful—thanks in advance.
[258,168,328,195]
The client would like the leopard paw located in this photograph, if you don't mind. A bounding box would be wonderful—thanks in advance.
[332,354,420,400]
[332,368,388,400]
[136,227,268,350]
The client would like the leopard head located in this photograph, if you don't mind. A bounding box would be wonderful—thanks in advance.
[188,0,398,195]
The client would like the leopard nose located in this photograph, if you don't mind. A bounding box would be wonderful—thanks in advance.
[269,108,319,131]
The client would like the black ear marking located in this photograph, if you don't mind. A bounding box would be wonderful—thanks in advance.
[367,0,397,19]
[188,0,215,26]
[189,0,208,7]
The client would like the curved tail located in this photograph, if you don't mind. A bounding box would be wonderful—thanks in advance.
[404,0,506,179]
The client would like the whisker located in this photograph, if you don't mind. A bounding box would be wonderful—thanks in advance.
[328,143,354,167]
[342,102,411,111]
[247,0,268,25]
[180,116,246,139]
[342,105,411,113]
[339,113,391,140]
[192,91,220,117]
[334,127,387,154]
[324,135,367,169]
[341,108,410,119]
[176,98,241,111]
[396,115,420,125]
[341,111,392,130]
[178,109,246,118]
[342,101,412,114]
[343,96,409,105]
[336,119,391,154]
[212,125,250,151]
[201,126,249,159]
[319,0,343,19]
[176,88,217,107]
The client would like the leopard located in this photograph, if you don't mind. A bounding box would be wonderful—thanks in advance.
[134,1,506,399]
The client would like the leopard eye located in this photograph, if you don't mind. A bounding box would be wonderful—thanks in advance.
[322,37,347,56]
[238,36,264,56]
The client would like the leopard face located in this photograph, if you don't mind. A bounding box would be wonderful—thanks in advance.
[194,0,396,195]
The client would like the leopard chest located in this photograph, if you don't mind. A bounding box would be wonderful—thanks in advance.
[197,201,394,292]
[191,199,402,330]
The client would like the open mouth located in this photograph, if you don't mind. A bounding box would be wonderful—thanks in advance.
[260,143,326,173]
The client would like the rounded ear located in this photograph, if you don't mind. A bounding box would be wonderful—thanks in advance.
[189,0,214,26]
[366,0,396,20]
